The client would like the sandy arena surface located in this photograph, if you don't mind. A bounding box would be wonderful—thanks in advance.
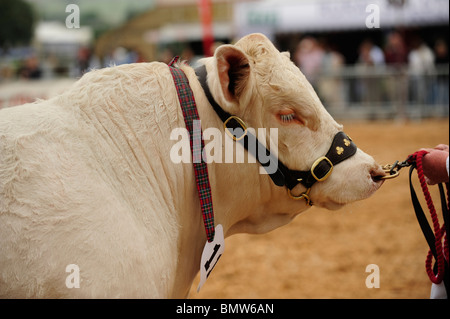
[189,118,449,299]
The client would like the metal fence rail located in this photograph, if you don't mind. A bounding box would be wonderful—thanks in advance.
[1,63,448,120]
[315,64,449,120]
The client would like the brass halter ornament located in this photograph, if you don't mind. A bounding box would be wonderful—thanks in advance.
[194,64,358,206]
[286,134,356,205]
[287,156,334,204]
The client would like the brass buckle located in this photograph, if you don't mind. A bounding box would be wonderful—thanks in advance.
[378,163,401,180]
[288,187,312,205]
[223,116,247,141]
[310,156,333,182]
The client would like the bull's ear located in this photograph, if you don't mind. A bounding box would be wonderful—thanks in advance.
[215,45,250,103]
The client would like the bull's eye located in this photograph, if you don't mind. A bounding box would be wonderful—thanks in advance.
[279,113,295,123]
[277,110,304,125]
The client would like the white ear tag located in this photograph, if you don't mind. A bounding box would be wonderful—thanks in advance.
[197,224,225,292]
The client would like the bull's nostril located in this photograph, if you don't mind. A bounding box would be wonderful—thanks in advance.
[370,167,386,182]
[372,175,385,182]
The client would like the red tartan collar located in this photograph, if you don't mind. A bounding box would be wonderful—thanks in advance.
[168,57,215,242]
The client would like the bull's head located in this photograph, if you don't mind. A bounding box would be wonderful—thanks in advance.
[193,33,385,235]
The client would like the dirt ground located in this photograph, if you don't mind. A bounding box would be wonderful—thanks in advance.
[189,118,449,299]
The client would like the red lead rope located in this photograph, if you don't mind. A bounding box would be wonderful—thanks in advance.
[410,150,449,285]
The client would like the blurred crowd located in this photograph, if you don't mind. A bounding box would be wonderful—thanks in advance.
[294,31,448,111]
[0,45,148,81]
[2,30,448,80]
[295,31,448,85]
[1,30,448,117]
[0,42,214,81]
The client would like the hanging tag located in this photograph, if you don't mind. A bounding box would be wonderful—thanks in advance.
[197,224,225,292]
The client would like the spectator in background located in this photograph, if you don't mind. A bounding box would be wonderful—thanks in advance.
[41,54,58,79]
[108,47,139,66]
[294,36,325,89]
[433,38,449,110]
[408,36,435,105]
[18,56,42,79]
[135,51,146,63]
[158,48,175,65]
[318,41,345,109]
[384,31,407,66]
[356,39,385,106]
[181,46,198,66]
[408,36,435,76]
[358,39,385,66]
[77,46,91,76]
[384,31,408,117]
[434,38,449,65]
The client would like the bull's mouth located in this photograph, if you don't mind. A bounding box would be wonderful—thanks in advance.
[312,173,385,210]
[369,176,385,195]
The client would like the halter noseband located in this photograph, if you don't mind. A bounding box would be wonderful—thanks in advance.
[194,64,357,205]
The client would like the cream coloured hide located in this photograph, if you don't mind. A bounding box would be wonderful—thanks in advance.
[0,33,385,298]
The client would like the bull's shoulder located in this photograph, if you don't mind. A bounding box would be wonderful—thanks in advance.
[62,62,180,119]
[70,62,174,98]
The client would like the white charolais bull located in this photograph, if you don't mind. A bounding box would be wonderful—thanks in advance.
[0,33,385,298]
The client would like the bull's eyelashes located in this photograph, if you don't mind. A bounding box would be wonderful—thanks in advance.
[279,113,295,123]
[276,110,304,125]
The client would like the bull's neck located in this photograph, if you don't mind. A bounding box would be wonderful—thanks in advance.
[179,63,268,235]
[173,63,310,297]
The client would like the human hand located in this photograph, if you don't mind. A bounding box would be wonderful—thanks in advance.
[420,144,449,185]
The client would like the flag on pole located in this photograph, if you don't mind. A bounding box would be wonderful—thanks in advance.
[198,0,214,57]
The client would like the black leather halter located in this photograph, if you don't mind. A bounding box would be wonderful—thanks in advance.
[194,64,357,205]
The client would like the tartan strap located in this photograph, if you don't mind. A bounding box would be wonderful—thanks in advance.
[168,57,215,242]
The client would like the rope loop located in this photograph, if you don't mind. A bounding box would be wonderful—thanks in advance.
[413,150,447,284]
